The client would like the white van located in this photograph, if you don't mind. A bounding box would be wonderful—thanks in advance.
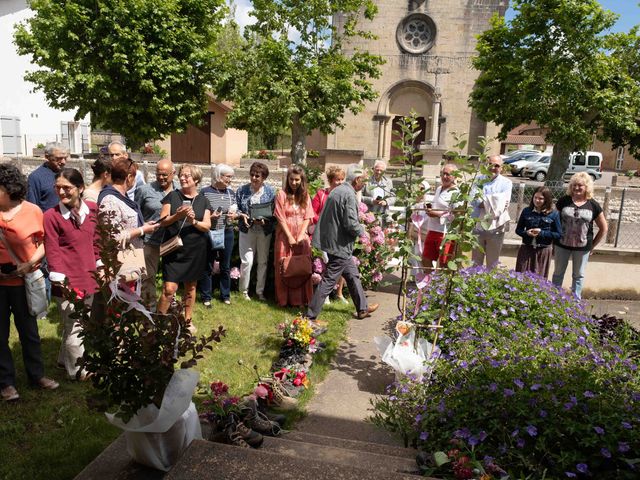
[562,151,603,181]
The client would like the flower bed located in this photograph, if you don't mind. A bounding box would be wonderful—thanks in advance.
[372,267,640,479]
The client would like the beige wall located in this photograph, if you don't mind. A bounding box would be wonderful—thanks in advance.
[325,0,505,159]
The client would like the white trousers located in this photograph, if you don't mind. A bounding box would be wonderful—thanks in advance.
[55,295,91,378]
[239,228,272,296]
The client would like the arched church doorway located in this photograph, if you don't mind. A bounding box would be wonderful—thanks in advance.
[390,115,427,162]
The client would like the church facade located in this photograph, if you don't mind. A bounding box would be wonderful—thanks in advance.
[311,0,508,164]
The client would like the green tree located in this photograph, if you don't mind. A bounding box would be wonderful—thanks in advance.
[14,0,225,147]
[215,0,384,164]
[469,0,640,183]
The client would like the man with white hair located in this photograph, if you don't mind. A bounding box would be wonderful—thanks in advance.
[27,142,68,211]
[362,159,395,220]
[107,141,145,200]
[307,164,379,321]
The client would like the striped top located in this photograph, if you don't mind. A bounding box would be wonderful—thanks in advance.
[200,185,237,230]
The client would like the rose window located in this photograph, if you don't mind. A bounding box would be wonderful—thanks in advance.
[397,14,436,54]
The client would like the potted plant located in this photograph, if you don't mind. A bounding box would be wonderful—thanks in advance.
[32,143,46,157]
[64,216,225,471]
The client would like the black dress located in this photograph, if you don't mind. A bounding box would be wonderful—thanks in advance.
[161,190,211,283]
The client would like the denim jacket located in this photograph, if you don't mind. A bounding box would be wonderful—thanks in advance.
[235,183,277,235]
[515,207,562,248]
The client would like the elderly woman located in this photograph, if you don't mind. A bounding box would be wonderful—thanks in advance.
[199,164,237,306]
[158,164,212,322]
[362,160,395,218]
[552,172,607,299]
[310,165,348,303]
[45,168,97,380]
[0,164,58,402]
[274,165,314,307]
[236,162,276,301]
[97,158,159,277]
[83,156,112,203]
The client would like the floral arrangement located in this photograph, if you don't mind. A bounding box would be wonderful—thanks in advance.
[278,315,315,349]
[372,267,640,479]
[273,367,309,388]
[200,381,241,423]
[354,202,393,289]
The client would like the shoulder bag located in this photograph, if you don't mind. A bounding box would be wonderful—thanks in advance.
[160,198,191,257]
[0,228,48,319]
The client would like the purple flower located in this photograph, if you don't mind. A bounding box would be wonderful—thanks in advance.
[488,382,498,392]
[454,427,471,439]
[601,448,611,458]
[583,390,596,399]
[576,463,588,474]
[526,425,538,437]
[468,435,479,447]
[514,378,524,389]
[593,426,605,435]
[419,431,429,441]
[618,441,630,453]
[565,473,576,478]
[539,409,548,418]
[516,438,525,448]
[621,421,632,430]
[530,383,542,391]
[504,388,515,397]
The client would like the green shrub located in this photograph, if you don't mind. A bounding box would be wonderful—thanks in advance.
[372,267,640,479]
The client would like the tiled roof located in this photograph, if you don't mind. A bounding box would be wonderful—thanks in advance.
[504,134,547,145]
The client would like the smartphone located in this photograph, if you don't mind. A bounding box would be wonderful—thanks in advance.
[154,215,168,224]
[216,206,223,213]
[376,195,383,201]
[426,203,433,209]
[182,200,192,206]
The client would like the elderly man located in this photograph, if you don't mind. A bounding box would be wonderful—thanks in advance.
[27,142,68,211]
[108,141,145,200]
[362,159,395,217]
[135,159,176,310]
[306,164,379,321]
[471,155,513,268]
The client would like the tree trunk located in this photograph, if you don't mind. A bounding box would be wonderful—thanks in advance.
[290,115,307,165]
[545,142,573,188]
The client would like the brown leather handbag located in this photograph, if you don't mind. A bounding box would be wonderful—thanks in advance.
[279,245,312,288]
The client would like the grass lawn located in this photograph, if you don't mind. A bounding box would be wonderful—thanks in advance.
[0,292,352,480]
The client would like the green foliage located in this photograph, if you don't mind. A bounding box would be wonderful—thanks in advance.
[215,0,384,163]
[372,268,640,479]
[302,164,324,198]
[65,212,225,422]
[470,0,640,181]
[14,0,226,146]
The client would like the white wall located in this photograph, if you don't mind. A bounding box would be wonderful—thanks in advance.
[0,0,89,156]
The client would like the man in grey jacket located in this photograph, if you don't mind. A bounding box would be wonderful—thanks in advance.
[307,165,379,320]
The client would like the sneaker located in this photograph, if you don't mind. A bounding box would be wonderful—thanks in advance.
[1,385,19,402]
[226,417,263,448]
[223,299,231,305]
[35,377,59,390]
[243,292,251,301]
[324,296,331,305]
[353,303,379,319]
[240,399,282,436]
[336,295,349,304]
[203,301,212,309]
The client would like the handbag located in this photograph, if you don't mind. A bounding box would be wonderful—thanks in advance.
[249,201,274,221]
[0,228,48,319]
[160,212,189,257]
[280,244,312,279]
[117,243,146,282]
[208,229,225,250]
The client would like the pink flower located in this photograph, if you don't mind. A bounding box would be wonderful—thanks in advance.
[372,234,385,246]
[364,244,372,253]
[370,226,383,236]
[230,267,241,279]
[364,213,376,224]
[72,288,86,300]
[372,272,384,283]
[312,257,325,274]
[359,232,371,244]
[352,256,361,267]
[293,377,302,386]
[358,202,368,213]
[212,261,220,274]
[311,272,322,285]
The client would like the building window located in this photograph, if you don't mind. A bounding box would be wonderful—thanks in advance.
[396,14,436,55]
[615,146,624,170]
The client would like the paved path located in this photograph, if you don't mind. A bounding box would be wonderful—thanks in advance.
[296,286,404,446]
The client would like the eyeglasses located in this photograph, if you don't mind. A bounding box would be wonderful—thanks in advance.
[250,173,263,178]
[50,156,68,162]
[179,173,193,179]
[55,185,76,192]
[222,174,233,179]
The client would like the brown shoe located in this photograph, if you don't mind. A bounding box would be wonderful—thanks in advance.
[353,303,379,319]
[1,385,19,402]
[35,377,60,390]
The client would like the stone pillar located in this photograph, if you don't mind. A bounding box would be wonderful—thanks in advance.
[375,115,391,159]
[429,95,441,145]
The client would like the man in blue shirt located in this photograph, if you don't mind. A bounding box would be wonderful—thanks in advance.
[27,142,68,211]
[471,155,513,268]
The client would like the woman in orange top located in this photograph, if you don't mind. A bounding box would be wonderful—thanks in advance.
[274,165,314,307]
[0,164,58,402]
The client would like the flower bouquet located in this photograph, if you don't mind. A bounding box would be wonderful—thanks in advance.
[278,315,315,350]
[355,202,394,289]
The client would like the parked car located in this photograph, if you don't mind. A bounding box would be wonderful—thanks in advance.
[503,150,541,164]
[523,151,602,182]
[509,154,546,176]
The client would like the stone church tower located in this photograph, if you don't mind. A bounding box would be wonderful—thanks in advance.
[312,0,508,164]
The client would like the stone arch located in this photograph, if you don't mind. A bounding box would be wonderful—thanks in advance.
[375,80,443,160]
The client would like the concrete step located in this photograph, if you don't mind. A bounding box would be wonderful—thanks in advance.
[284,429,417,460]
[262,435,419,475]
[165,439,423,480]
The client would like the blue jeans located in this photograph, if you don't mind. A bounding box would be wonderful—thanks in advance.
[552,245,590,299]
[198,229,235,302]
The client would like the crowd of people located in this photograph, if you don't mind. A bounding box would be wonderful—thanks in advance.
[0,143,607,403]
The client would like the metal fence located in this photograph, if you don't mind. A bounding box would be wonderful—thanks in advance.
[506,182,640,250]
